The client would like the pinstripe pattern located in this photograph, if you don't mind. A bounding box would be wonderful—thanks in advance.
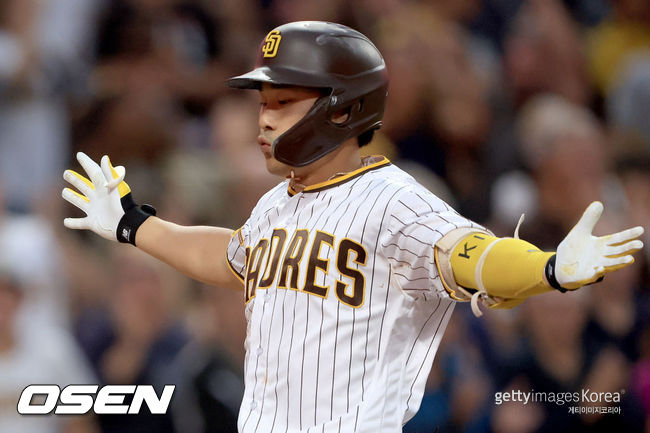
[225,157,480,432]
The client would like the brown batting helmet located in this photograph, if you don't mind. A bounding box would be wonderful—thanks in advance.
[227,21,389,167]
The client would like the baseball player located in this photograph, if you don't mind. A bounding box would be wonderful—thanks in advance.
[62,21,644,433]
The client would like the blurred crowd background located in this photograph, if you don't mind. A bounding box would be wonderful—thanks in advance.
[0,0,649,432]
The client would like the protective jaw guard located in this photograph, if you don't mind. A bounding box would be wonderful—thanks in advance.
[226,21,389,167]
[272,85,386,167]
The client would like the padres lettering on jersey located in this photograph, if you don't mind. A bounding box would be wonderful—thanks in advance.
[226,156,481,433]
[241,229,366,307]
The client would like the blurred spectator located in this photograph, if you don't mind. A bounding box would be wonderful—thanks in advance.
[151,93,279,228]
[489,170,538,231]
[76,0,240,165]
[508,94,620,247]
[0,268,97,433]
[587,0,650,96]
[582,204,647,360]
[0,0,101,213]
[616,154,650,264]
[75,248,190,433]
[503,0,589,107]
[631,327,650,429]
[375,4,495,220]
[607,55,650,153]
[172,284,245,433]
[0,197,68,328]
[267,0,347,28]
[493,292,587,432]
[406,308,496,433]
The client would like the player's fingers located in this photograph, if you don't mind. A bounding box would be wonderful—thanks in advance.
[604,239,644,258]
[100,156,126,190]
[111,165,126,183]
[601,255,634,269]
[100,155,111,182]
[603,226,645,246]
[62,187,90,213]
[100,155,120,181]
[106,168,126,190]
[573,201,603,235]
[600,261,634,275]
[76,152,106,186]
[63,169,95,197]
[63,217,89,230]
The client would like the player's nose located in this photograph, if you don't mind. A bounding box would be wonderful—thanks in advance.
[259,106,276,131]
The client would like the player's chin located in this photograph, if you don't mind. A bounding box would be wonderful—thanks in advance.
[265,156,291,177]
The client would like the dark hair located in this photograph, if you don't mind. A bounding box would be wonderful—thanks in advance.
[357,129,375,147]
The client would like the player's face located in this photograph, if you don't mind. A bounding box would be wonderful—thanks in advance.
[257,84,321,176]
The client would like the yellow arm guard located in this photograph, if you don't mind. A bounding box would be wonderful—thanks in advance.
[449,234,555,305]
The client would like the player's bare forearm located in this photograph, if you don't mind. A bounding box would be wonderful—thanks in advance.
[61,153,244,291]
[135,217,243,290]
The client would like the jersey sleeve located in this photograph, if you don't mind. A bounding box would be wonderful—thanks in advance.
[226,221,250,283]
[380,188,483,301]
[225,180,287,283]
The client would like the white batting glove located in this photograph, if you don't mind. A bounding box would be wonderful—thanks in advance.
[62,152,155,245]
[545,201,644,291]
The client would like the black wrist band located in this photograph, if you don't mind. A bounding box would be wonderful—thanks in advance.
[544,254,567,293]
[116,194,156,245]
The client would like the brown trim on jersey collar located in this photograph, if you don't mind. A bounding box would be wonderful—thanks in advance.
[287,156,391,196]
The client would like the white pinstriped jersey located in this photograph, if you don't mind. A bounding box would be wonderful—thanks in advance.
[227,156,480,433]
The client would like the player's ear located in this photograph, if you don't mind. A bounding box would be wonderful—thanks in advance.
[331,107,351,125]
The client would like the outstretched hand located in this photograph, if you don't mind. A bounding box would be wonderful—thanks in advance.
[554,201,644,290]
[62,152,153,245]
